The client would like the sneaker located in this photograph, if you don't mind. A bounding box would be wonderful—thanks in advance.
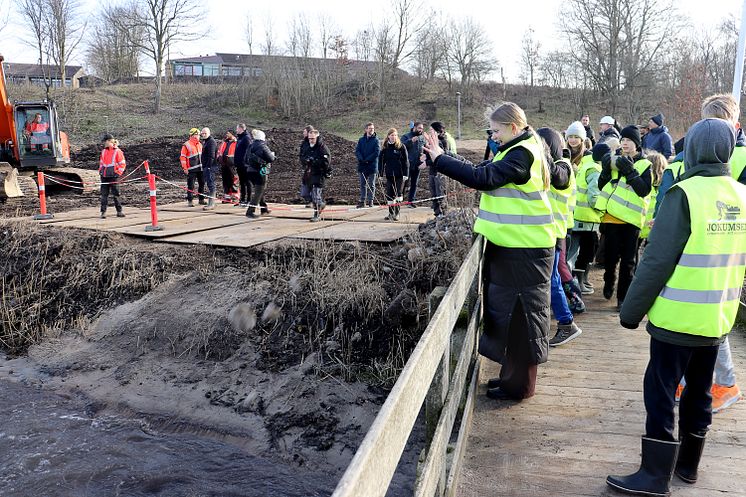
[712,384,742,413]
[549,322,582,347]
[580,281,594,295]
[675,384,683,402]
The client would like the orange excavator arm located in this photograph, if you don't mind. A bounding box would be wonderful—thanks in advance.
[0,54,20,162]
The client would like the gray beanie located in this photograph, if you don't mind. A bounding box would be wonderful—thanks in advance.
[683,118,736,171]
[566,121,587,140]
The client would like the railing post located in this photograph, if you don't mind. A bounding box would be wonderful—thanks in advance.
[425,285,449,496]
[143,161,162,232]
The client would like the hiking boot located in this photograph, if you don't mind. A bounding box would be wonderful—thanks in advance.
[356,202,364,209]
[549,322,582,347]
[198,197,206,205]
[310,214,320,223]
[574,270,594,295]
[711,384,742,413]
[603,281,614,300]
[675,384,683,402]
[100,212,106,219]
[203,197,215,210]
[187,200,194,207]
[116,211,125,218]
[366,201,374,208]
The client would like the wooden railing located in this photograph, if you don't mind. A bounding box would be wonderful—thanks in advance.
[332,236,484,497]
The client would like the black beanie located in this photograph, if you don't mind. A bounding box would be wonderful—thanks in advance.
[592,143,611,162]
[651,113,664,127]
[430,121,445,133]
[101,133,114,142]
[620,125,642,149]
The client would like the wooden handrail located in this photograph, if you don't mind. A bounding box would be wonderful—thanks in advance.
[332,236,484,497]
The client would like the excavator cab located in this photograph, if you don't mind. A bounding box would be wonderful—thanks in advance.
[13,102,70,169]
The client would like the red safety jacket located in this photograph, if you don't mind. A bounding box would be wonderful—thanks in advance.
[180,136,203,172]
[218,140,237,166]
[99,146,126,177]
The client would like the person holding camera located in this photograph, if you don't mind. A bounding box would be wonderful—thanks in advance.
[302,127,332,222]
[594,125,653,311]
[244,129,276,218]
[402,121,426,207]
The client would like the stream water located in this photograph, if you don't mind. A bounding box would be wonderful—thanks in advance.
[0,379,337,497]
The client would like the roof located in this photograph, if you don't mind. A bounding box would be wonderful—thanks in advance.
[169,53,383,73]
[2,62,84,78]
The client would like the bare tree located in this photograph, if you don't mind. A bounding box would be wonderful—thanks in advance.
[46,0,87,87]
[412,12,447,80]
[447,17,492,90]
[245,15,254,55]
[17,0,54,98]
[261,13,276,55]
[87,4,143,81]
[561,0,676,112]
[286,13,312,58]
[110,0,204,113]
[0,0,9,34]
[520,26,540,88]
[389,0,423,71]
[317,13,337,59]
[352,27,374,61]
[372,21,394,107]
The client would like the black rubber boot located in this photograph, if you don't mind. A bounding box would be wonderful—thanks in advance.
[675,433,705,484]
[606,437,679,496]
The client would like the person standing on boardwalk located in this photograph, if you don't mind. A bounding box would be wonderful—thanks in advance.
[424,102,554,400]
[355,122,380,208]
[244,129,276,218]
[378,127,409,221]
[606,118,746,497]
[302,127,331,222]
[200,127,218,210]
[99,133,126,219]
[234,123,252,207]
[299,125,314,206]
[217,131,239,203]
[402,122,425,207]
[180,128,204,207]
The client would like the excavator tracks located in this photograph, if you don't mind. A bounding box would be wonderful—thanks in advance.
[0,163,101,199]
[45,167,101,194]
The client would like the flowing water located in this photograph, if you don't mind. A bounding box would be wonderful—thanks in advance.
[0,380,337,497]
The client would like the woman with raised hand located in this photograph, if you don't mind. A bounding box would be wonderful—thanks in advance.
[423,102,554,401]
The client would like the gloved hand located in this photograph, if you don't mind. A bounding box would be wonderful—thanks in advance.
[616,155,635,176]
[620,320,639,329]
[601,153,612,173]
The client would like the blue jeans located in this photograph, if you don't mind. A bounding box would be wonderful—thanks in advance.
[203,166,215,192]
[551,246,573,324]
[359,172,377,204]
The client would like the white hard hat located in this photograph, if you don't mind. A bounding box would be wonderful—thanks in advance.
[599,116,615,125]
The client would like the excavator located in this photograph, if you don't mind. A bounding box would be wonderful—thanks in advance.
[0,54,99,198]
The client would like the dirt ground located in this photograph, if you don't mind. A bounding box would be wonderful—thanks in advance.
[0,208,475,496]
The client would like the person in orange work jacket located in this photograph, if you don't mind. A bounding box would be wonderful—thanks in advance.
[218,130,239,203]
[99,133,126,219]
[180,127,205,207]
[24,113,51,152]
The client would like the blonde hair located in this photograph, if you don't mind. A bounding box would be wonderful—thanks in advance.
[701,94,740,125]
[646,151,666,187]
[251,129,266,141]
[488,102,549,190]
[383,127,402,149]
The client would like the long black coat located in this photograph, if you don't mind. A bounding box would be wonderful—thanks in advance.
[235,131,252,172]
[301,141,331,187]
[378,144,408,177]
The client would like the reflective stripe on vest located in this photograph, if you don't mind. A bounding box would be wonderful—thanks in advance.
[548,158,576,238]
[595,158,651,228]
[100,148,125,176]
[473,133,554,248]
[731,146,746,182]
[647,175,746,338]
[182,140,202,170]
[574,155,603,223]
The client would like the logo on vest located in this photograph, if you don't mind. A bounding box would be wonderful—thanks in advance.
[707,201,746,234]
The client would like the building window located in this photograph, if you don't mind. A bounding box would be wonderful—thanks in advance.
[203,64,219,77]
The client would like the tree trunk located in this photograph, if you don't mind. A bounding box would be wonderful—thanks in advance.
[154,53,162,113]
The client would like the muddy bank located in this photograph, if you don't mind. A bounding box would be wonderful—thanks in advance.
[0,210,475,496]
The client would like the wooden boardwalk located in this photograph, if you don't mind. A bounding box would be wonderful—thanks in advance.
[26,202,436,247]
[456,275,746,497]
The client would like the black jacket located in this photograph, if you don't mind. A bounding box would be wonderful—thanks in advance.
[598,151,652,200]
[378,143,409,177]
[401,131,424,167]
[246,139,276,173]
[584,125,596,146]
[432,129,552,366]
[201,136,217,169]
[302,141,331,180]
[235,131,253,171]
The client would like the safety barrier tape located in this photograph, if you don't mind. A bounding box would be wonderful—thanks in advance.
[41,161,147,186]
[43,173,149,190]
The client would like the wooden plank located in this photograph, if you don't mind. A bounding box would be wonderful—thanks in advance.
[154,218,340,248]
[415,303,479,497]
[331,237,482,497]
[290,221,417,243]
[351,206,434,224]
[26,206,146,224]
[113,214,255,238]
[46,209,206,231]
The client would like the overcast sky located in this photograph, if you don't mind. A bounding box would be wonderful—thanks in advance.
[0,0,742,81]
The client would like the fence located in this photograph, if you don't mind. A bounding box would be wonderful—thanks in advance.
[332,235,484,497]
